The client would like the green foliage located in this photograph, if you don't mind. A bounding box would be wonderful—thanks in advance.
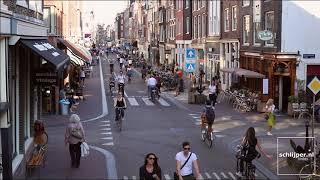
[288,95,299,103]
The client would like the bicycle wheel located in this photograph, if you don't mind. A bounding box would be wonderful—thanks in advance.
[201,130,205,142]
[299,164,320,180]
[207,134,213,148]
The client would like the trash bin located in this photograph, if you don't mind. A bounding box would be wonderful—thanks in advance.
[59,99,70,115]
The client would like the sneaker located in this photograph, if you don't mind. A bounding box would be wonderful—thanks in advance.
[236,171,243,177]
[267,132,273,136]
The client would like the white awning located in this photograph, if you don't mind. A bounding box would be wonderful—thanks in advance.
[67,50,84,66]
[220,68,265,78]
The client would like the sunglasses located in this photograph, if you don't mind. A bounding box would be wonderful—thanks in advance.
[183,147,191,150]
[148,157,156,160]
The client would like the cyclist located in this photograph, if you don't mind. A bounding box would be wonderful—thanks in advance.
[236,127,272,177]
[147,74,157,99]
[119,56,125,70]
[200,100,215,138]
[116,71,126,96]
[109,58,115,73]
[113,92,127,121]
[141,65,147,80]
[127,66,133,82]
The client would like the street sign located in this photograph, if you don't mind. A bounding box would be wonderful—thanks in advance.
[308,76,320,95]
[185,63,196,72]
[185,48,196,60]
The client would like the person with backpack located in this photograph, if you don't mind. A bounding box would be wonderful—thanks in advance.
[236,127,272,177]
[200,100,215,137]
[65,114,86,168]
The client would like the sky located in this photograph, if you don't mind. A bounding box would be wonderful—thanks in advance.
[83,0,129,27]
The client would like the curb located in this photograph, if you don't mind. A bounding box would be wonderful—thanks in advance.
[228,138,280,180]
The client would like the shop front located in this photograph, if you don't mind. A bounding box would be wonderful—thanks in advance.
[205,42,220,82]
[239,52,297,111]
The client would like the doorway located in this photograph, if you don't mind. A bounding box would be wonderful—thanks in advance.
[276,76,291,112]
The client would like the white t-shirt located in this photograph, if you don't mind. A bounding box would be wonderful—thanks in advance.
[128,59,133,64]
[147,77,157,86]
[208,85,216,94]
[80,70,85,78]
[117,75,126,84]
[120,58,124,63]
[175,152,197,176]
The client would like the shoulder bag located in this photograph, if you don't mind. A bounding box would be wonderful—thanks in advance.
[174,153,193,180]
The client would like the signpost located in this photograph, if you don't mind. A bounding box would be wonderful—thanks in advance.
[185,48,196,73]
[307,76,320,174]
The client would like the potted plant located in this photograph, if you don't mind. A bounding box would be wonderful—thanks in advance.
[288,95,299,116]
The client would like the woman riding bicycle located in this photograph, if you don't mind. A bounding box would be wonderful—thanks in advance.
[113,92,127,121]
[236,127,272,177]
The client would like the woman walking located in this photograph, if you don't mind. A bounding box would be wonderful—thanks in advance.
[139,153,162,180]
[265,99,276,136]
[65,114,85,168]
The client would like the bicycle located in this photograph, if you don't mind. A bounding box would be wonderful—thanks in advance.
[200,118,214,148]
[299,142,320,180]
[115,107,125,131]
[236,145,260,180]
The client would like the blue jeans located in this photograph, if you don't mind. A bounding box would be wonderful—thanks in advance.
[148,85,156,97]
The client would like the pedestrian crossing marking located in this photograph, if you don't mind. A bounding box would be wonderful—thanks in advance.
[205,172,211,179]
[228,172,236,180]
[102,142,114,146]
[132,176,136,180]
[212,172,221,180]
[142,97,155,106]
[101,132,112,135]
[128,97,139,106]
[123,176,128,180]
[124,91,128,98]
[220,172,228,179]
[199,174,204,180]
[100,128,111,131]
[192,116,201,119]
[100,124,111,127]
[158,98,170,106]
[101,120,110,123]
[164,174,171,180]
[101,137,113,140]
[195,122,201,125]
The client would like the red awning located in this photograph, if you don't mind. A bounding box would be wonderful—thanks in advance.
[57,38,90,62]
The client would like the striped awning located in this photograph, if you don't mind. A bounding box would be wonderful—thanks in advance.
[67,50,84,66]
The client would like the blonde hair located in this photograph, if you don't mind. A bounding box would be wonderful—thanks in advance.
[266,99,274,106]
[69,114,81,123]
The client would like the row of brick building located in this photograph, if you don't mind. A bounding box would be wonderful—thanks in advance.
[114,0,320,112]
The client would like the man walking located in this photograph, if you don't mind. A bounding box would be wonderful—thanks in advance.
[175,141,200,180]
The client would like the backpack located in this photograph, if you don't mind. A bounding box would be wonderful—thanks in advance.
[205,107,215,123]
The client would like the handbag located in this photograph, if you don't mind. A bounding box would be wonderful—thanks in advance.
[174,153,193,180]
[81,142,90,157]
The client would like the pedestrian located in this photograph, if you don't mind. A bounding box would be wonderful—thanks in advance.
[175,141,200,180]
[236,127,272,177]
[139,153,162,180]
[265,99,276,136]
[80,67,86,86]
[208,80,217,106]
[65,114,85,168]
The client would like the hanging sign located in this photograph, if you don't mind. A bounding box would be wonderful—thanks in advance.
[258,30,273,41]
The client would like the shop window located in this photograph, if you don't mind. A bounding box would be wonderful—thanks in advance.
[253,22,261,45]
[224,8,230,32]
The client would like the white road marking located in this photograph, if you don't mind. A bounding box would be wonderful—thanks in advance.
[199,174,204,180]
[123,176,128,180]
[192,116,201,119]
[132,176,137,180]
[142,97,155,106]
[195,122,201,125]
[100,124,111,127]
[124,91,128,98]
[220,172,228,179]
[101,132,112,135]
[101,120,110,123]
[205,172,211,179]
[215,134,226,138]
[101,137,113,140]
[212,172,221,180]
[102,142,114,146]
[188,113,199,115]
[128,97,139,106]
[100,128,111,131]
[195,119,201,122]
[228,172,236,180]
[164,174,171,180]
[157,98,170,106]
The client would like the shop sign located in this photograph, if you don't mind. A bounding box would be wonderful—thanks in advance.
[34,72,58,85]
[258,30,273,41]
[263,79,269,95]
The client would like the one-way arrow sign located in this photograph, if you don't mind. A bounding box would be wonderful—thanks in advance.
[185,48,196,60]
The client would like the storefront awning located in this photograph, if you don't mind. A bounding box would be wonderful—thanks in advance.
[0,102,9,113]
[20,39,70,70]
[75,44,92,63]
[57,38,91,62]
[220,68,265,78]
[67,50,85,66]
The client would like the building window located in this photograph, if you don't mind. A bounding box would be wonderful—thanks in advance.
[194,0,197,11]
[186,17,190,34]
[198,0,201,10]
[224,8,230,32]
[231,6,237,31]
[242,0,250,7]
[198,15,201,38]
[243,15,250,45]
[16,0,28,8]
[253,22,261,45]
[43,7,51,33]
[185,0,189,9]
[202,14,206,37]
[265,11,274,46]
[194,16,197,39]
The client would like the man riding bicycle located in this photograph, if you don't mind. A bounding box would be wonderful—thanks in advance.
[113,92,127,121]
[116,71,126,96]
[201,100,215,136]
[147,74,157,99]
